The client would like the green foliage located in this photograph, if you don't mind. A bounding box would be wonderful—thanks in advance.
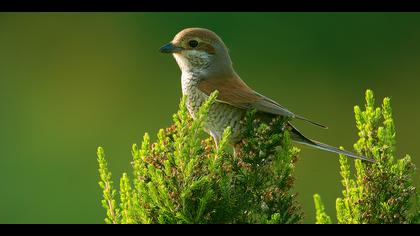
[97,91,302,224]
[97,147,120,224]
[314,89,419,224]
[313,194,332,224]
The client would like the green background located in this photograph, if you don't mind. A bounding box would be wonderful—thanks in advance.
[0,13,419,223]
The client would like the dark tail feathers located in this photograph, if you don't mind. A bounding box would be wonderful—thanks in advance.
[286,123,374,163]
[295,114,328,129]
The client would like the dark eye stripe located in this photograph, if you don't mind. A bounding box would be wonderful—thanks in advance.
[198,43,216,54]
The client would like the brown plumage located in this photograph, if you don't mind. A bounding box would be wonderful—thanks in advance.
[159,27,373,162]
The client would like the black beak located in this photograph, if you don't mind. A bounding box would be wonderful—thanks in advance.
[159,42,183,53]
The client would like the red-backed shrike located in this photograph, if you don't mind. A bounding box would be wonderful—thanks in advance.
[160,27,372,162]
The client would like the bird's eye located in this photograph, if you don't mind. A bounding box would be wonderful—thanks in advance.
[188,40,199,48]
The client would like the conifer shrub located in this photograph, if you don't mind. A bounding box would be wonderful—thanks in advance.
[314,90,419,224]
[98,89,418,224]
[97,91,302,224]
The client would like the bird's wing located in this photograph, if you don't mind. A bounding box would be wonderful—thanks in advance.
[198,73,327,128]
[198,73,294,117]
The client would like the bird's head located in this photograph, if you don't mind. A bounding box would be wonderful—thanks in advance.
[160,28,233,76]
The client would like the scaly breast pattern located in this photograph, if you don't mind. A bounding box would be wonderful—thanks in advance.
[181,73,246,145]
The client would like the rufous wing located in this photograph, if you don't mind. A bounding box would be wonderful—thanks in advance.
[197,73,295,118]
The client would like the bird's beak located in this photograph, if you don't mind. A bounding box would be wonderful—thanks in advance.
[159,42,184,53]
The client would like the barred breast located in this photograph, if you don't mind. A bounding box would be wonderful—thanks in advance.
[182,73,246,145]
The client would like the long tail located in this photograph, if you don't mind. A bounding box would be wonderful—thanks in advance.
[286,123,374,163]
[295,114,328,129]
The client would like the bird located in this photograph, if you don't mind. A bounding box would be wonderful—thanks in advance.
[159,27,373,162]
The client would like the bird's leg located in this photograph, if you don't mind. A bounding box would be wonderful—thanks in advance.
[214,139,219,151]
[210,131,220,151]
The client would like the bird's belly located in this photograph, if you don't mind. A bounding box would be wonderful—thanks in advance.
[185,87,245,144]
[206,101,245,143]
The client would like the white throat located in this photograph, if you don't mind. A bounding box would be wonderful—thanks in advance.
[173,50,212,95]
[173,50,211,74]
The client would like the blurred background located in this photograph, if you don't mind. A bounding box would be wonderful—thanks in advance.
[0,13,419,223]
